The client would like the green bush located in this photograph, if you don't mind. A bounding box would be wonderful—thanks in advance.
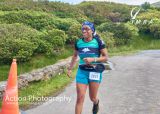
[76,18,87,23]
[67,23,82,44]
[0,23,42,63]
[53,18,79,31]
[49,2,84,18]
[97,22,114,32]
[97,22,138,46]
[0,11,80,32]
[149,24,160,39]
[113,23,134,45]
[78,2,131,24]
[43,29,67,55]
[0,0,48,11]
[124,22,139,37]
[0,39,36,63]
[33,35,53,55]
[137,19,160,38]
[141,2,151,10]
[0,11,57,31]
[137,24,150,33]
[137,9,160,20]
[98,31,115,48]
[136,10,160,33]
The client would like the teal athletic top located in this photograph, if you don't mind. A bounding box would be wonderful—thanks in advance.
[75,36,106,65]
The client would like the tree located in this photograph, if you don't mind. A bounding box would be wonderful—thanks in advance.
[141,2,151,10]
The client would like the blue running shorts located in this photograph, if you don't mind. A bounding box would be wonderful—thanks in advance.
[76,68,103,85]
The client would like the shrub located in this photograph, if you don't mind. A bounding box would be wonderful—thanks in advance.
[141,2,151,10]
[0,11,80,32]
[97,22,114,32]
[137,9,160,20]
[149,24,160,39]
[0,11,57,31]
[53,18,79,31]
[124,22,139,37]
[97,22,139,46]
[136,18,160,38]
[78,2,131,24]
[98,31,115,48]
[66,23,82,44]
[43,29,67,55]
[0,23,41,63]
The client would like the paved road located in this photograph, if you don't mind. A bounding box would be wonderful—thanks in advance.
[26,50,160,114]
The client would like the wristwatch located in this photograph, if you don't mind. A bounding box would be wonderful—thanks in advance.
[94,57,97,62]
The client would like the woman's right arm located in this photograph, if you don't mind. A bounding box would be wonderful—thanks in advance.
[67,50,78,77]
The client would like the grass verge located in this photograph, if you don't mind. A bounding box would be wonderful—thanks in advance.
[0,67,77,109]
[108,33,160,57]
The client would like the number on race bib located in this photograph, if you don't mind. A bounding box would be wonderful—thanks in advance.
[89,72,100,81]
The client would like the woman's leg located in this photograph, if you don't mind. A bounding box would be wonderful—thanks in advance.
[89,82,100,104]
[75,83,88,114]
[89,82,100,114]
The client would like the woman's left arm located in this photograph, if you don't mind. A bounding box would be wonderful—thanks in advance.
[96,48,108,62]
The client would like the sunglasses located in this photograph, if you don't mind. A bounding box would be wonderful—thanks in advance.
[82,27,91,32]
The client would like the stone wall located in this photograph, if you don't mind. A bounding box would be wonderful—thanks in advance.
[0,57,72,99]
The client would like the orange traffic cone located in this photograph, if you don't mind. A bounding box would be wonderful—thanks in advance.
[0,59,20,114]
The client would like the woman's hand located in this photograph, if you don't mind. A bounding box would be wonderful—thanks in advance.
[67,68,72,78]
[66,50,78,78]
[83,57,94,64]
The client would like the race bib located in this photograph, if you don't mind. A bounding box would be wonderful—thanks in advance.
[89,72,100,80]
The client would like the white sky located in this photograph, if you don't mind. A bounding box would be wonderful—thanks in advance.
[105,0,160,5]
[50,0,160,5]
